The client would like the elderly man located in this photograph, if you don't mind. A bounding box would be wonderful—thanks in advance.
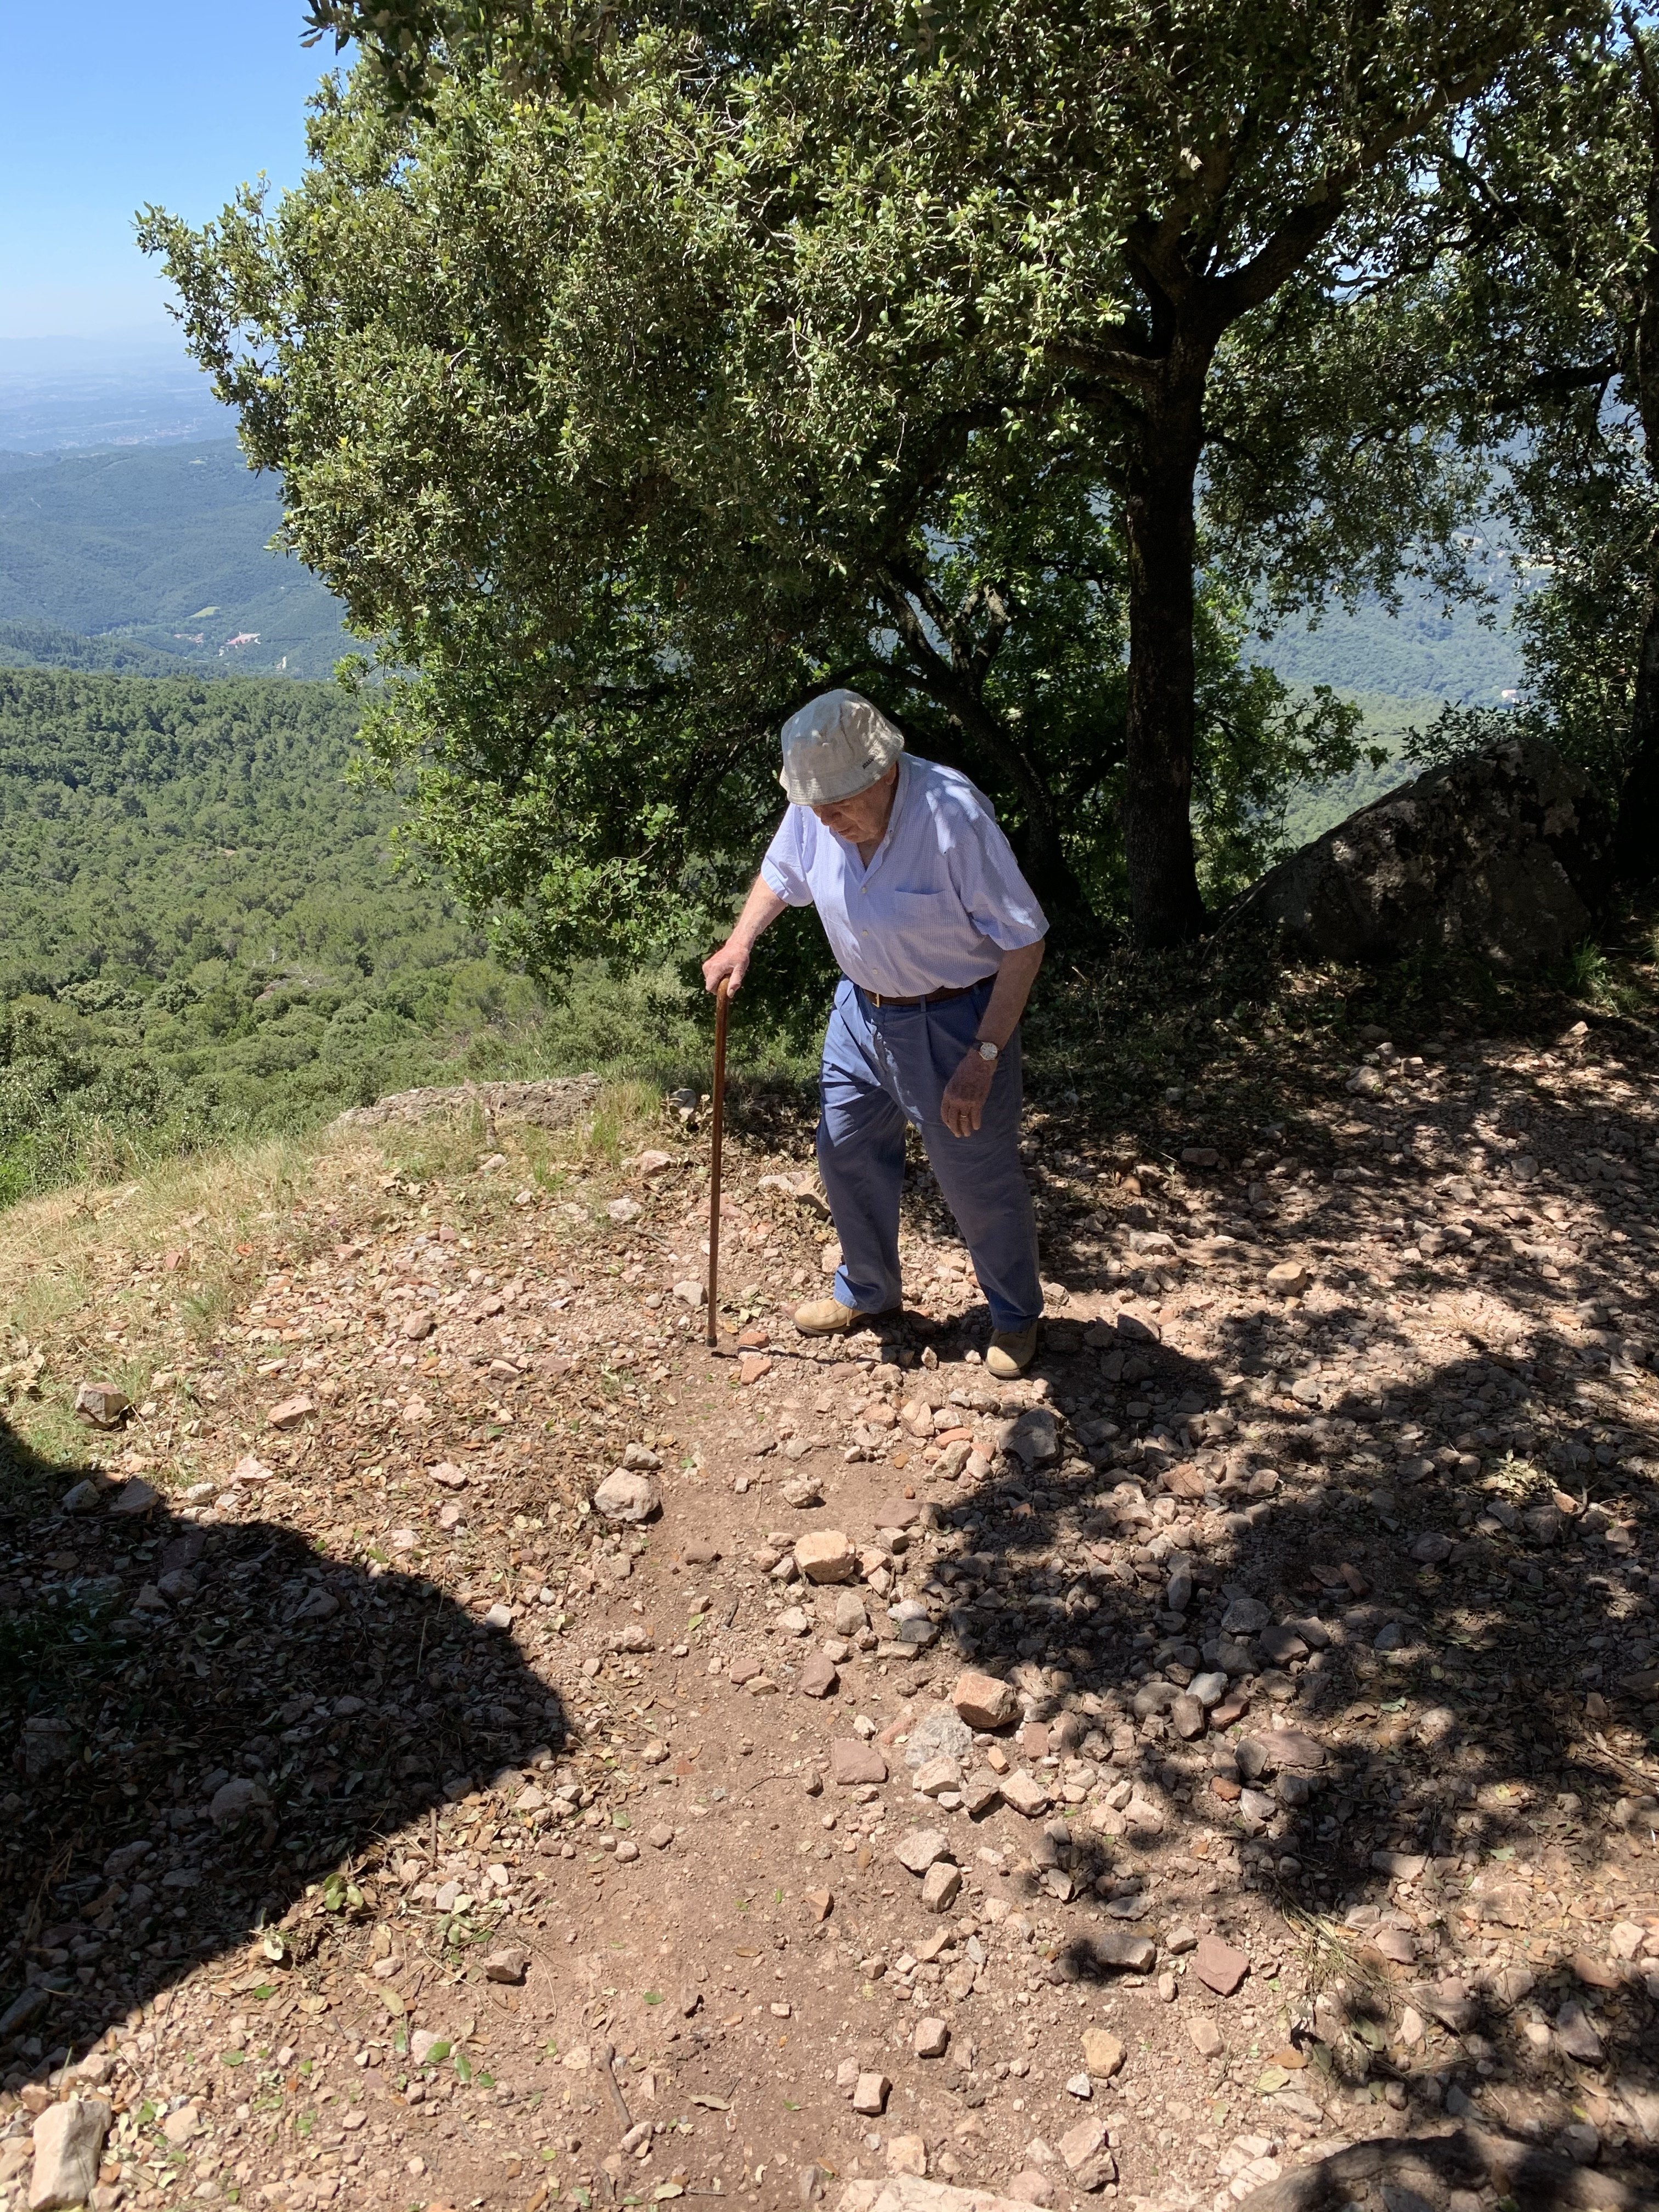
[703,690,1048,1378]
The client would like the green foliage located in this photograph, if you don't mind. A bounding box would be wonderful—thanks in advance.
[1409,18,1659,866]
[147,3,1514,960]
[0,442,351,680]
[0,665,755,1204]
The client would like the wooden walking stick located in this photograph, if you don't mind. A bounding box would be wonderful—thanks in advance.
[707,975,732,1352]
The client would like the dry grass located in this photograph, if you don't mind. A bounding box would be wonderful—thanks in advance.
[0,1084,678,1469]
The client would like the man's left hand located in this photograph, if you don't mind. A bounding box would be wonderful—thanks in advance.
[941,1049,995,1137]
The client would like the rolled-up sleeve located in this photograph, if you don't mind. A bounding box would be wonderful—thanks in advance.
[946,802,1048,950]
[760,809,815,906]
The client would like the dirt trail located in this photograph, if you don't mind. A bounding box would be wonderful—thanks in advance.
[3,1007,1659,2212]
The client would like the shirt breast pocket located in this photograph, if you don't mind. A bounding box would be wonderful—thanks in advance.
[885,889,952,934]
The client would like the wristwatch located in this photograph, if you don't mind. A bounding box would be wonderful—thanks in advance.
[975,1040,1000,1063]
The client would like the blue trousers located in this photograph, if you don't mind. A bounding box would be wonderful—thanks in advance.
[816,977,1043,1334]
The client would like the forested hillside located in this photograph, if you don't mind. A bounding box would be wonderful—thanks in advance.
[0,440,350,677]
[0,668,699,1201]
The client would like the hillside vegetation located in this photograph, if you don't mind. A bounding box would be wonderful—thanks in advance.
[0,667,716,1204]
[0,441,349,679]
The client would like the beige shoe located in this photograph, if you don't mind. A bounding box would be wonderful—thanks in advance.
[985,1323,1040,1378]
[793,1296,893,1336]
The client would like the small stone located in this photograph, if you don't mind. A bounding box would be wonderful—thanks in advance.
[1193,1934,1250,1996]
[885,2135,927,2179]
[851,2072,890,2117]
[30,2097,111,2210]
[1257,1624,1307,1665]
[1189,1669,1228,1708]
[74,1382,130,1428]
[607,1197,642,1223]
[1221,1596,1270,1635]
[913,1755,962,1797]
[903,1703,975,1768]
[1082,2028,1124,2078]
[614,1838,640,1863]
[795,1530,857,1583]
[915,2016,951,2058]
[593,1468,662,1521]
[1157,1971,1178,2003]
[484,1602,515,1630]
[799,1652,840,1699]
[896,1827,951,1875]
[160,2103,199,2148]
[1555,2001,1605,2063]
[804,1887,833,1921]
[1165,1925,1198,1954]
[1077,1931,1156,1973]
[648,1822,675,1850]
[1187,2017,1223,2057]
[402,1310,436,1341]
[1373,1927,1417,1965]
[484,1945,529,1984]
[267,1393,317,1429]
[1059,2117,1109,2175]
[831,1739,888,1786]
[738,1352,772,1386]
[1410,1531,1453,1562]
[673,1278,706,1307]
[951,1667,1019,1729]
[429,1460,468,1488]
[208,1777,268,1827]
[961,1768,1003,1818]
[1001,1770,1049,1818]
[921,1861,962,1912]
[1007,2171,1054,2207]
[1065,2073,1093,2099]
[61,1480,104,1514]
[1172,1694,1205,1740]
[1265,1261,1310,1297]
[108,1477,158,1519]
[778,1606,814,1638]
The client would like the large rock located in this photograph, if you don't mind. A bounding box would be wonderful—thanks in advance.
[30,2097,111,2210]
[1226,735,1609,972]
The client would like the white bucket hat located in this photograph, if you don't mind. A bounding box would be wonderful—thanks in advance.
[778,689,904,805]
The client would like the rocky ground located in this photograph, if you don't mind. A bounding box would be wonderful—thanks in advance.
[3,975,1659,2212]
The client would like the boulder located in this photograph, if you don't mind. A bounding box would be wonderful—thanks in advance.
[1223,734,1609,972]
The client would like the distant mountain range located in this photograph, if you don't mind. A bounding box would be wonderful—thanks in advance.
[0,438,352,679]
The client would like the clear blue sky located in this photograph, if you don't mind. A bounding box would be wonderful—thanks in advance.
[1,2,344,342]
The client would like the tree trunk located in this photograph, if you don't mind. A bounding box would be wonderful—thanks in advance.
[1121,380,1209,949]
[1615,580,1659,885]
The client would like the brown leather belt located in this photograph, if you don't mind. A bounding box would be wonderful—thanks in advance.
[857,974,996,1009]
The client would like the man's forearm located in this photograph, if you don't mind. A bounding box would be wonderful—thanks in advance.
[732,875,788,949]
[975,939,1046,1049]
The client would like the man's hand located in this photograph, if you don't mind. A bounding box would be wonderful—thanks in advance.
[702,936,752,995]
[940,1048,995,1137]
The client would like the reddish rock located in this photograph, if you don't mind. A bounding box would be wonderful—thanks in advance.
[798,1652,839,1700]
[1192,1934,1250,1996]
[951,1668,1019,1729]
[830,1739,888,1786]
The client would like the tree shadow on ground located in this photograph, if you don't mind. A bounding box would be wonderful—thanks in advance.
[835,1084,1659,2194]
[0,1412,568,2086]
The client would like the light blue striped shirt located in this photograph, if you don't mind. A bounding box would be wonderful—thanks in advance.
[760,754,1048,998]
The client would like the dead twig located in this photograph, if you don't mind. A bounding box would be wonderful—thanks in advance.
[594,2039,634,2133]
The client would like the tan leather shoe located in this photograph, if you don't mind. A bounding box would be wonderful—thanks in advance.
[793,1296,891,1335]
[985,1323,1040,1378]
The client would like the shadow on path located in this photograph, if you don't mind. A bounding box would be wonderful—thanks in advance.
[1,1413,567,2084]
